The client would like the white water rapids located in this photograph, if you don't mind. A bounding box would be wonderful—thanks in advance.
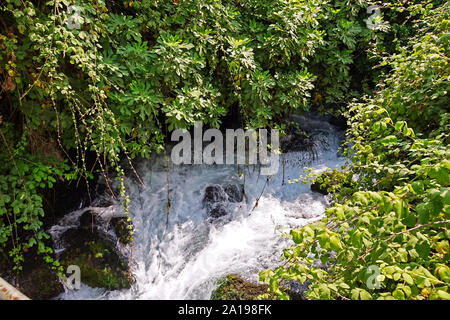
[54,116,345,300]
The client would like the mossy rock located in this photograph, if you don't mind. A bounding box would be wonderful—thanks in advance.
[1,240,64,299]
[211,274,269,300]
[17,262,64,300]
[110,217,133,245]
[60,228,133,290]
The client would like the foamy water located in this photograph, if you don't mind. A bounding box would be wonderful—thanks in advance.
[54,117,345,300]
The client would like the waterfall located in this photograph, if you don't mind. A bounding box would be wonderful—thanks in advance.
[54,115,345,300]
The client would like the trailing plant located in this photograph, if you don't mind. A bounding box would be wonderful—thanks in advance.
[0,0,345,273]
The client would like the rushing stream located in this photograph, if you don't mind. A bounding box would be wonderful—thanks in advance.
[53,115,345,300]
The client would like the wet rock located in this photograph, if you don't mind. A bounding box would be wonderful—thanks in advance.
[224,184,244,203]
[17,260,64,300]
[211,274,268,300]
[110,218,134,245]
[0,236,64,299]
[92,195,114,208]
[289,114,332,134]
[203,185,228,206]
[329,114,348,130]
[59,228,133,290]
[203,184,244,219]
[208,205,228,219]
[79,210,100,229]
[283,280,309,300]
[203,185,229,219]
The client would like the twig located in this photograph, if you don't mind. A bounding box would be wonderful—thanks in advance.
[358,219,450,262]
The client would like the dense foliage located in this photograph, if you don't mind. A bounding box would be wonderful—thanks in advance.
[0,0,383,274]
[0,0,448,300]
[260,2,450,300]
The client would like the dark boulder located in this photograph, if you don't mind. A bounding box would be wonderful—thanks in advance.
[79,210,100,229]
[0,233,64,299]
[17,259,64,300]
[0,245,64,300]
[203,185,228,206]
[59,228,134,291]
[329,114,348,130]
[280,120,315,153]
[208,205,228,219]
[203,184,244,219]
[224,184,244,203]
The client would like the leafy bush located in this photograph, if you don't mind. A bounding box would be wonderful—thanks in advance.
[259,3,449,300]
[0,0,354,271]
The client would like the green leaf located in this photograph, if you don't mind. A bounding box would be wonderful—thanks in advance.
[435,241,449,255]
[28,237,37,247]
[403,213,417,228]
[291,229,303,244]
[416,203,430,224]
[351,288,360,300]
[436,265,450,282]
[412,181,424,194]
[330,235,343,251]
[402,273,414,286]
[437,290,450,300]
[359,290,372,300]
[392,289,405,300]
[380,135,398,145]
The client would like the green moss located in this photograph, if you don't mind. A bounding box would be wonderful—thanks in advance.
[211,274,269,300]
[18,263,63,299]
[60,232,133,290]
[110,218,134,245]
